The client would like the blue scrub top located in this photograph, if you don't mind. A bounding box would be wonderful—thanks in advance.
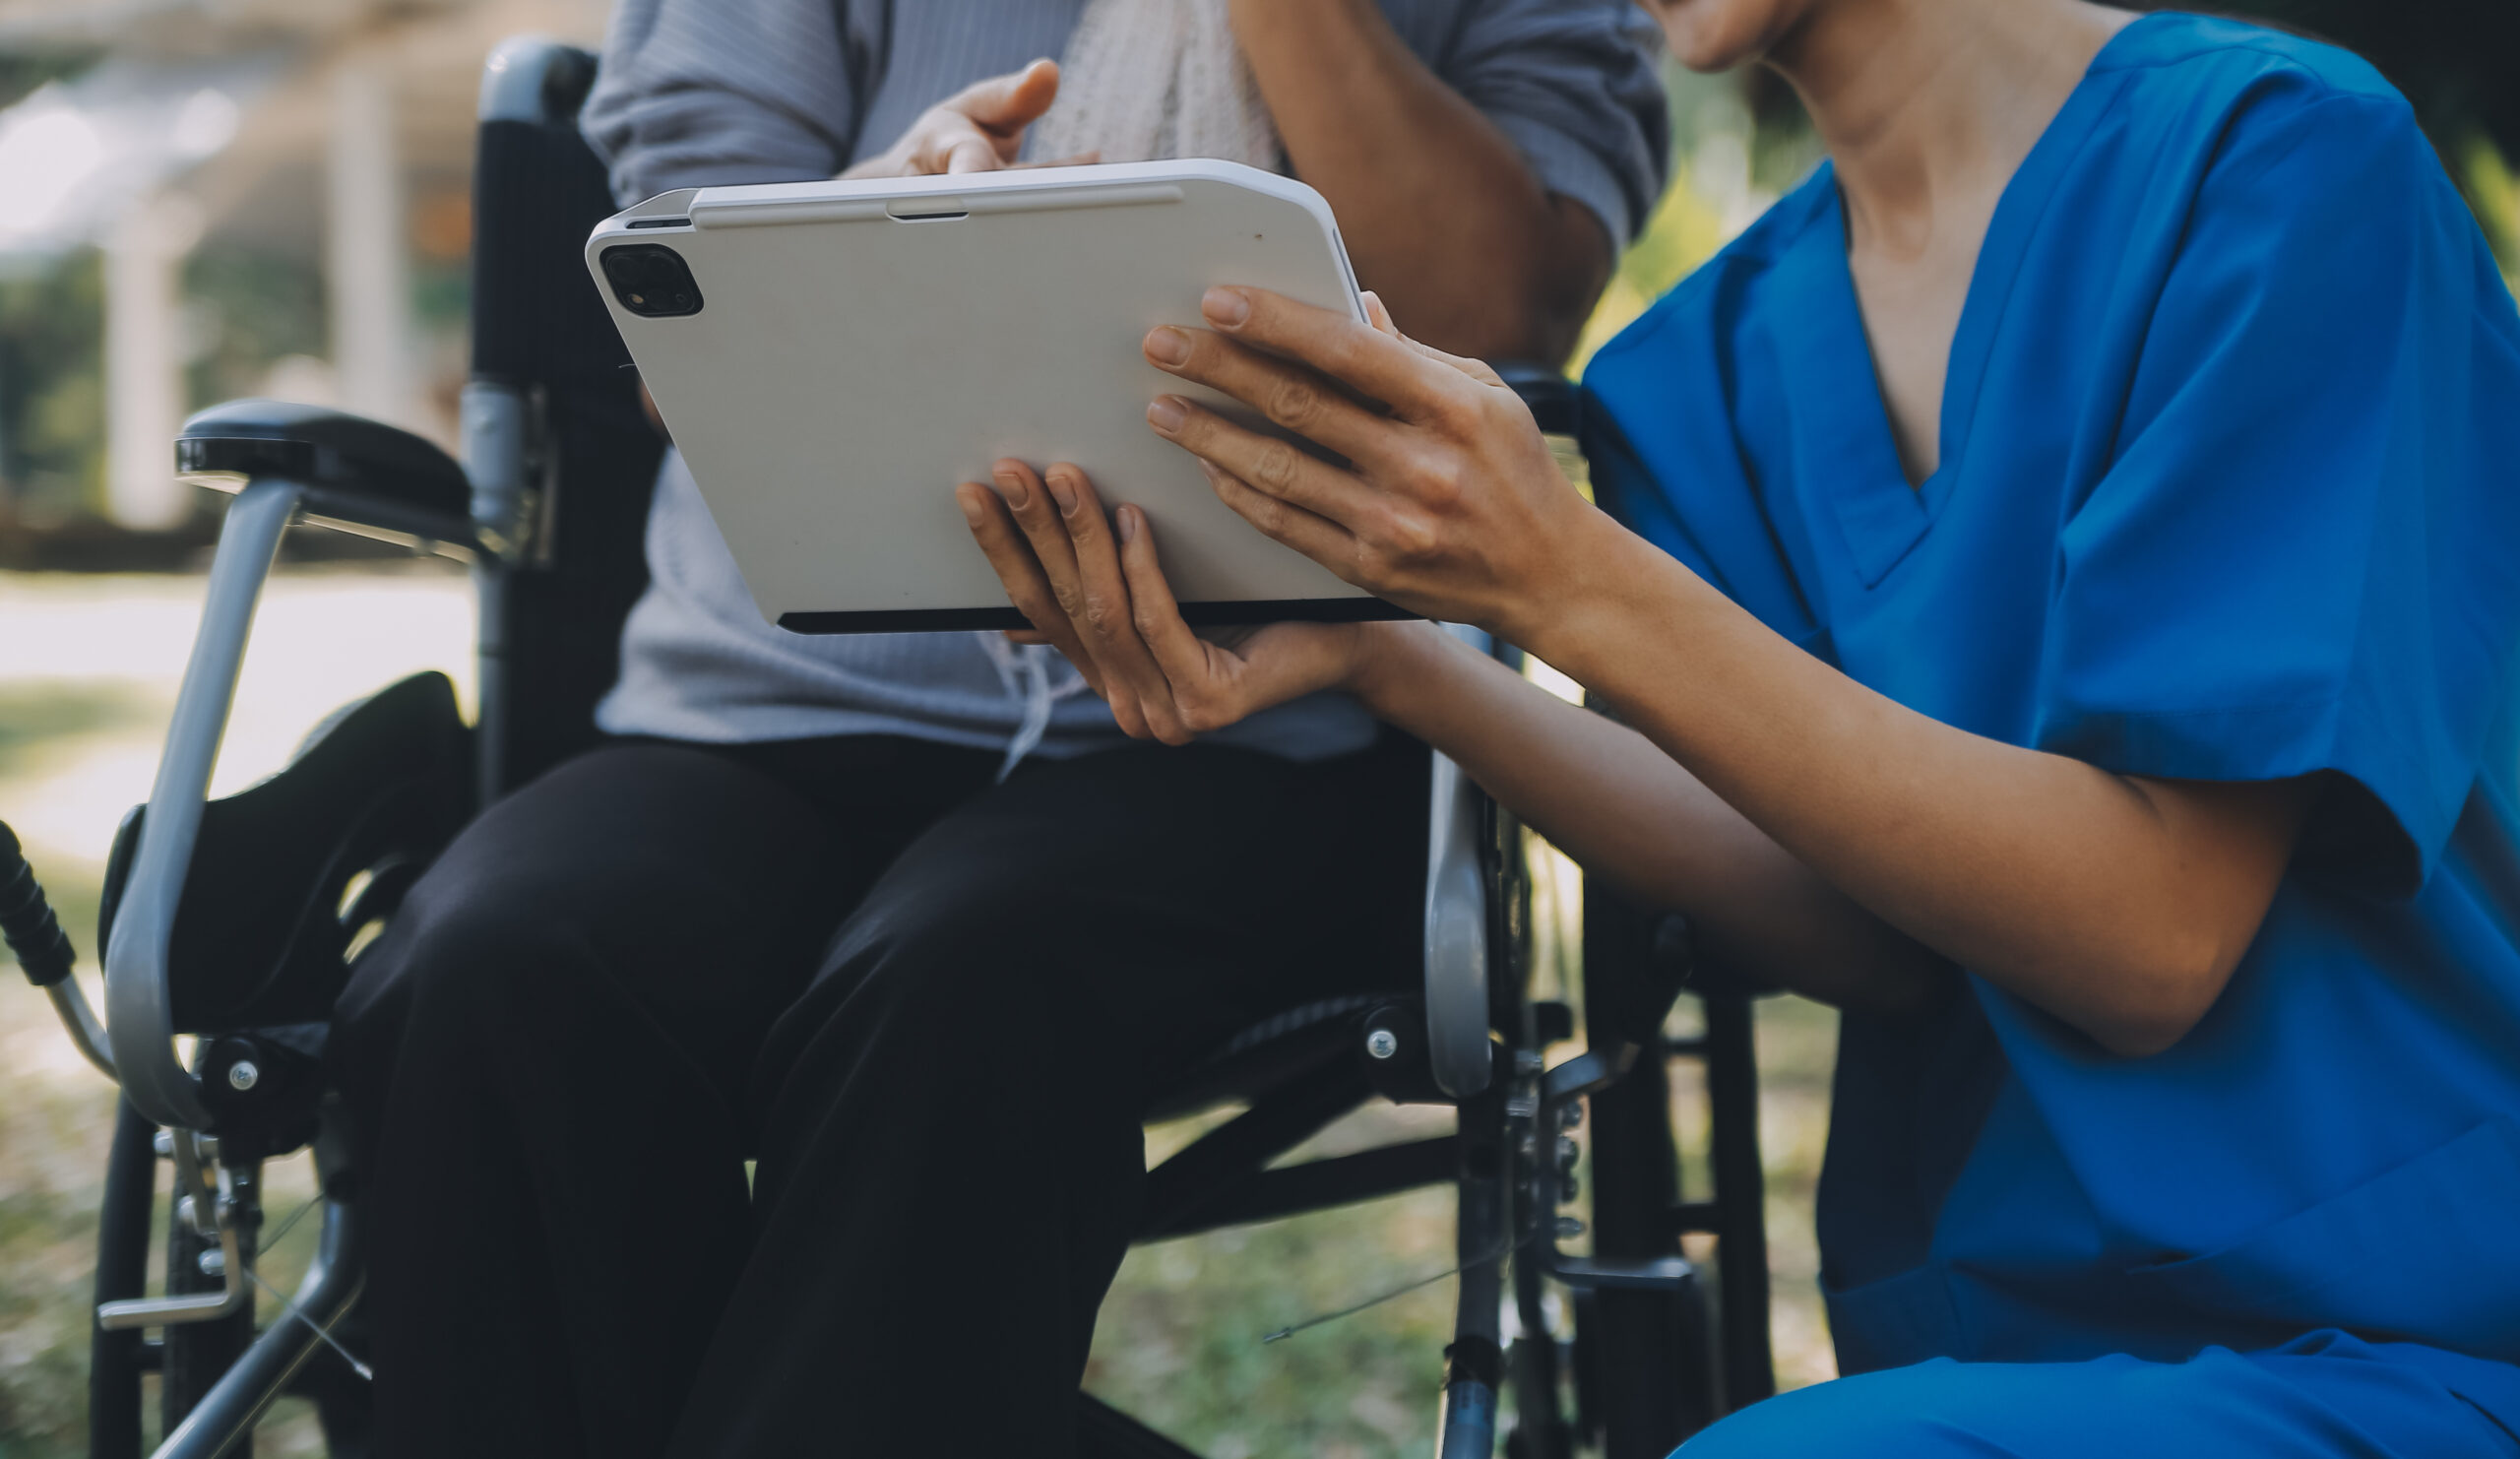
[1582,11,2520,1421]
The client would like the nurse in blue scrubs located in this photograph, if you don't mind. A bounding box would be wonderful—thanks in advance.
[960,0,2520,1452]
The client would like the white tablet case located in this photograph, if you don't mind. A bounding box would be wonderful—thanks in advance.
[585,159,1404,633]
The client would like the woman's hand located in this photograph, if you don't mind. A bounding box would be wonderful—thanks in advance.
[1138,287,1609,641]
[956,459,1392,744]
[839,60,1094,178]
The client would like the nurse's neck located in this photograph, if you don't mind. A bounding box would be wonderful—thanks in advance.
[1765,0,2132,484]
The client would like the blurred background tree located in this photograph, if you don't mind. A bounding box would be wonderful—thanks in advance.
[0,1,2512,528]
[1580,0,2520,364]
[2216,0,2520,253]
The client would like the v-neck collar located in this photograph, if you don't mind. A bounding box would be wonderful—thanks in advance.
[1778,15,2158,587]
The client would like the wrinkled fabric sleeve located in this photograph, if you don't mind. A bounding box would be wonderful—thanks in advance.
[581,0,859,205]
[1434,0,1670,245]
[2032,87,2520,897]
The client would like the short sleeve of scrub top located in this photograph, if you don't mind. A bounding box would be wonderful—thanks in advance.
[1581,11,2520,1426]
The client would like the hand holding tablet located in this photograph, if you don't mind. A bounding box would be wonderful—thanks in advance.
[960,282,1591,744]
[586,160,1413,633]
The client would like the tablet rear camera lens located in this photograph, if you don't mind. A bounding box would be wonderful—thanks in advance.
[601,244,704,318]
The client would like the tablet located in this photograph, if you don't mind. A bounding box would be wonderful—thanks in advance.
[584,159,1408,634]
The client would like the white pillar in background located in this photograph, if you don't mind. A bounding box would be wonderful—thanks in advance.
[326,57,419,430]
[102,193,198,529]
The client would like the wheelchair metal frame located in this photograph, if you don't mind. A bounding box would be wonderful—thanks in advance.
[15,36,1778,1459]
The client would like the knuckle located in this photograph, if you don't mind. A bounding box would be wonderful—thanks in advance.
[1266,374,1322,430]
[1429,386,1484,436]
[1253,440,1301,492]
[1478,383,1526,426]
[1383,512,1440,563]
[1082,597,1122,635]
[1413,454,1465,507]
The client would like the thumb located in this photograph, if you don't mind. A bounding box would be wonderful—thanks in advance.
[956,58,1062,134]
[1359,290,1401,338]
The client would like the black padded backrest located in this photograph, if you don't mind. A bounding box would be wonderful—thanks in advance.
[472,43,666,792]
[98,672,472,1033]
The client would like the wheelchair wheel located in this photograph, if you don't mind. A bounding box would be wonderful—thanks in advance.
[161,1171,260,1442]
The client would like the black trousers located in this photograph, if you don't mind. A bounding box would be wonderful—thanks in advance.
[328,729,1424,1458]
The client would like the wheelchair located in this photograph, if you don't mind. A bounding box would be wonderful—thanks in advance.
[0,37,1778,1459]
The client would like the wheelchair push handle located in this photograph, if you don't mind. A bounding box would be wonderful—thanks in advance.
[0,820,75,986]
[2,819,115,1078]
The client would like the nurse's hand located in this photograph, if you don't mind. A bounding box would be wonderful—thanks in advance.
[957,459,1404,743]
[1138,288,1611,641]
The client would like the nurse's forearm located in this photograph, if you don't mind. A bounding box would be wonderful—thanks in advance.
[1229,0,1609,363]
[1352,624,1957,1018]
[1509,526,2314,1057]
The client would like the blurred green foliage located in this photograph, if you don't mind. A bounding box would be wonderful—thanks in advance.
[0,254,105,521]
[0,241,336,523]
[412,258,471,331]
[1581,4,2520,368]
[1734,1,2520,257]
[183,243,328,415]
[0,51,93,110]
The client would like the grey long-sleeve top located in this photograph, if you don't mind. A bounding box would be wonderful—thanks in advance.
[582,0,1670,762]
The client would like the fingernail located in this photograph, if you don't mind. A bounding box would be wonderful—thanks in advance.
[1192,457,1221,482]
[1147,397,1187,433]
[1047,472,1078,515]
[1145,327,1191,367]
[991,468,1029,508]
[1117,506,1138,543]
[957,487,986,526]
[1202,286,1250,328]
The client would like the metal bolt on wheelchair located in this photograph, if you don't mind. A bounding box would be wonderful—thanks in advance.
[1,37,1777,1459]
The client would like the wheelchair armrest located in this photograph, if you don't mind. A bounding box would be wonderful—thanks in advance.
[1423,624,1496,1099]
[104,479,299,1126]
[177,399,476,550]
[108,426,471,1127]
